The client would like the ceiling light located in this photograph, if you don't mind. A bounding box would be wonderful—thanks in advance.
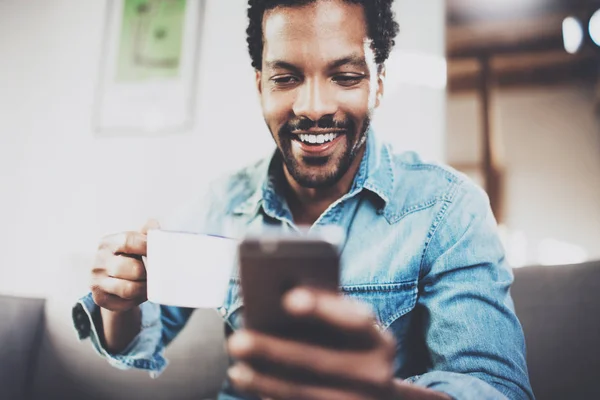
[589,9,600,47]
[562,16,584,54]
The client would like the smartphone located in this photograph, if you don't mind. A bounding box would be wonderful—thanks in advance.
[238,236,340,346]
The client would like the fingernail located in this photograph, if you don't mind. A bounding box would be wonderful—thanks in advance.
[228,363,252,384]
[228,332,252,354]
[285,288,315,313]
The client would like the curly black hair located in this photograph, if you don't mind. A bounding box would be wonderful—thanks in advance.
[246,0,400,70]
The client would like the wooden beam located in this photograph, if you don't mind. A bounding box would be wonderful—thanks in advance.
[447,13,569,59]
[478,57,505,223]
[447,0,600,26]
[449,53,599,93]
[449,34,565,59]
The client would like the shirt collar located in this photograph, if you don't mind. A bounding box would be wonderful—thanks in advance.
[362,129,395,208]
[233,129,395,217]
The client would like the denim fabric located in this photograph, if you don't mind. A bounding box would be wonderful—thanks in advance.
[74,131,534,400]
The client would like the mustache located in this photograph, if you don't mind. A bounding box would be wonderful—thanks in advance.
[283,115,353,133]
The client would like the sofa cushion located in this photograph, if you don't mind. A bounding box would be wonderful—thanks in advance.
[27,254,229,400]
[0,295,45,400]
[512,261,600,400]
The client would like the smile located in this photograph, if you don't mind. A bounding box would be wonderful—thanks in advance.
[296,132,341,145]
[290,130,346,156]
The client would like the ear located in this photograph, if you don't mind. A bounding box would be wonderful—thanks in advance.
[375,65,386,108]
[255,69,263,95]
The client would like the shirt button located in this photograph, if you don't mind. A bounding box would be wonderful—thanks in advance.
[218,307,227,318]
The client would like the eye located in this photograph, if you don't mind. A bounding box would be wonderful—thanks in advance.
[332,74,365,87]
[272,75,300,87]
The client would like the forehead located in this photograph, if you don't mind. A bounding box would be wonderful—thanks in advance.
[262,0,370,64]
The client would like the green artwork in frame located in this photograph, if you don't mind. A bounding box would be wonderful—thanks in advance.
[116,0,187,82]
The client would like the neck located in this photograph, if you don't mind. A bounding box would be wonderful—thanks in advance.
[283,145,366,226]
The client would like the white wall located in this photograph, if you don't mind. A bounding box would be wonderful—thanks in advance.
[0,0,445,298]
[447,84,600,265]
[377,0,447,162]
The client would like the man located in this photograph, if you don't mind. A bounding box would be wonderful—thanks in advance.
[73,0,534,399]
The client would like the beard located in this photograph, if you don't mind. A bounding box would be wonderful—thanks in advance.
[269,114,371,189]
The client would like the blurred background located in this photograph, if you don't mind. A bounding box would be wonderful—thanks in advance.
[446,0,600,268]
[0,1,598,399]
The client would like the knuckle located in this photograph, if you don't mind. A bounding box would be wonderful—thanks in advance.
[375,327,394,347]
[354,305,375,328]
[382,332,396,357]
[377,366,394,387]
[108,255,125,276]
[132,261,146,279]
[93,251,108,273]
[363,357,393,388]
[98,233,118,251]
[121,232,132,252]
[91,266,104,277]
[122,281,137,299]
[240,333,258,354]
[90,281,102,295]
[90,288,106,306]
[97,238,109,251]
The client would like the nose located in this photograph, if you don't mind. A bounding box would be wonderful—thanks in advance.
[292,78,338,122]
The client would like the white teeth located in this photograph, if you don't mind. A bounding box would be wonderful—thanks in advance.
[298,133,340,144]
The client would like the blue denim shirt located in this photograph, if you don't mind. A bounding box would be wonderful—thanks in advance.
[73,131,534,400]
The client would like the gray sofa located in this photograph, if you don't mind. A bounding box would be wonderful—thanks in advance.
[2,260,599,400]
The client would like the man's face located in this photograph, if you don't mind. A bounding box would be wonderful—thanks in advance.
[257,0,384,189]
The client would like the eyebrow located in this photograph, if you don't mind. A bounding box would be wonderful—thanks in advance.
[329,55,368,70]
[265,54,368,72]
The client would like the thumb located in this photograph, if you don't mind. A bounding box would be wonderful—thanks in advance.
[141,218,161,234]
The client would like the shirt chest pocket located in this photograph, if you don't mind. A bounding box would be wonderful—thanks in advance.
[223,279,418,333]
[341,281,418,330]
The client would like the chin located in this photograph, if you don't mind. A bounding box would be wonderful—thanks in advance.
[288,159,347,189]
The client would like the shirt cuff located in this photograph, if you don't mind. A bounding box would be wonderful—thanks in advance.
[407,371,508,400]
[72,292,168,378]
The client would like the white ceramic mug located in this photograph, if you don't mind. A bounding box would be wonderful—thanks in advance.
[144,230,238,308]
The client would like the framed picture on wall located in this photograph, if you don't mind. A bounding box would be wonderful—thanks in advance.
[93,0,204,136]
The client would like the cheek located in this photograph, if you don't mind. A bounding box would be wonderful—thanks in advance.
[261,91,294,124]
[338,88,373,119]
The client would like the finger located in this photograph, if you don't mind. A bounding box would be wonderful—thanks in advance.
[228,362,375,400]
[90,290,137,312]
[99,231,147,256]
[141,219,161,235]
[283,288,380,337]
[105,255,146,281]
[228,330,394,387]
[97,276,147,301]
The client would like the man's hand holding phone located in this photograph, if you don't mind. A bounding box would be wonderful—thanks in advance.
[227,288,450,400]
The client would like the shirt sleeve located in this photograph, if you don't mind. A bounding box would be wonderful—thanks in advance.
[71,182,227,377]
[410,181,535,400]
[72,292,194,378]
